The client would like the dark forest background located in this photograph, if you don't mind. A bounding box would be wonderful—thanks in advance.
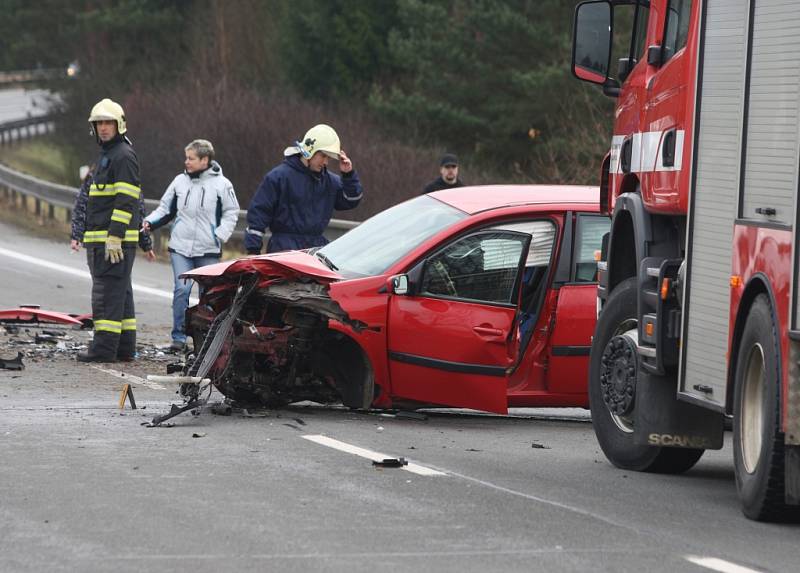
[0,0,612,218]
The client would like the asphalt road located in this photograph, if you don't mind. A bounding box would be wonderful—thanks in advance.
[0,87,51,123]
[1,221,799,573]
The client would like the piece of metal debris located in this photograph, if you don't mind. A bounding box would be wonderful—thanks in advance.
[531,442,551,449]
[210,402,233,416]
[372,458,408,468]
[0,352,25,370]
[191,432,207,438]
[396,411,428,421]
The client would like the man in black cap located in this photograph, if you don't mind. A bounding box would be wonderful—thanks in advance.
[422,153,465,194]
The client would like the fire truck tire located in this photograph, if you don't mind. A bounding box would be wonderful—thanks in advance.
[733,294,799,521]
[590,277,704,473]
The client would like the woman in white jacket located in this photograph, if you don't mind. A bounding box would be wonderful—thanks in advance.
[143,139,239,351]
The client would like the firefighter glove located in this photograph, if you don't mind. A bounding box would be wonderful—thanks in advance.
[105,235,124,264]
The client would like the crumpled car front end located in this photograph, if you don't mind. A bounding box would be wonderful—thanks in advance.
[182,253,375,410]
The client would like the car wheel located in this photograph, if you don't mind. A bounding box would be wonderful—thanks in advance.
[589,277,703,473]
[733,294,799,521]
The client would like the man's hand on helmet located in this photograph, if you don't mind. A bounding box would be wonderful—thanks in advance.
[105,235,124,264]
[339,149,353,173]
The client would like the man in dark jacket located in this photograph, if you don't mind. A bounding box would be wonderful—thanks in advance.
[77,98,142,363]
[422,153,465,194]
[244,124,363,254]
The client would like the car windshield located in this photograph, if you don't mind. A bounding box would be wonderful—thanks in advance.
[317,195,467,277]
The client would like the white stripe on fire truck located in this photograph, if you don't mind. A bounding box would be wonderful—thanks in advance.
[609,130,684,175]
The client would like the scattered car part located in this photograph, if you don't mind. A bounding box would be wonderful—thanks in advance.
[149,277,259,426]
[0,352,24,370]
[0,308,84,328]
[372,458,408,468]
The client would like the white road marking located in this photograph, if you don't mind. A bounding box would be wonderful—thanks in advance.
[91,365,166,390]
[302,434,446,477]
[443,467,637,531]
[0,246,197,303]
[685,556,764,573]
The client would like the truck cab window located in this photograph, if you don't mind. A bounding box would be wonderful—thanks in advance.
[611,4,650,81]
[663,0,692,62]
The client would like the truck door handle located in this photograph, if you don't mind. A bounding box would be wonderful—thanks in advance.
[473,325,503,337]
[662,128,676,167]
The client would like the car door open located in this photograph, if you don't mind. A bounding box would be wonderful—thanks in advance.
[386,229,532,414]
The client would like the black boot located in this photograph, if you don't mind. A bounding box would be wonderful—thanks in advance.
[77,350,116,363]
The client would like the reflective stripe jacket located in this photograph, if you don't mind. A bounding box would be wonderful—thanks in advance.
[71,174,152,252]
[244,153,363,253]
[85,135,141,247]
[145,161,240,258]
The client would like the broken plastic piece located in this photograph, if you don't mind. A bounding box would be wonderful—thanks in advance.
[372,458,408,468]
[0,308,83,327]
[146,375,210,385]
[0,352,25,370]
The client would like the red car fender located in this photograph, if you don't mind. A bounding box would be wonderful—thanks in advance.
[327,274,393,408]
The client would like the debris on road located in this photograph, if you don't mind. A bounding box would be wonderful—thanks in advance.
[372,458,408,468]
[396,411,428,421]
[0,352,24,370]
[191,432,207,438]
[210,402,233,416]
[531,442,551,449]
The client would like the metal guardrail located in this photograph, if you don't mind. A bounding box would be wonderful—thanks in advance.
[0,68,64,84]
[0,114,55,144]
[0,161,360,243]
[0,115,361,244]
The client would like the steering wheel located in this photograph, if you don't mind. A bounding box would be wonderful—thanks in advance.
[430,260,457,296]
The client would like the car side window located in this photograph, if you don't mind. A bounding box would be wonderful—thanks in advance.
[421,231,529,304]
[573,215,610,283]
[663,0,692,63]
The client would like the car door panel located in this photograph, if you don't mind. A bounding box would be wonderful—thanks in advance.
[386,230,531,414]
[545,284,597,395]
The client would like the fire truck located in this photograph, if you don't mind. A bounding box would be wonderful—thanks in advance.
[572,0,800,520]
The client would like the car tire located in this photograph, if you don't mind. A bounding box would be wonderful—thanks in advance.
[733,294,799,521]
[589,277,704,473]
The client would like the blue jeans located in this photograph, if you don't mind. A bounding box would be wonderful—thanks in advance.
[170,252,220,343]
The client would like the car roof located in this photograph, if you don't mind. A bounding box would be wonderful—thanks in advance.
[429,184,599,215]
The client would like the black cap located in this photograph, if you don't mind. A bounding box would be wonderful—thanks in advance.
[440,153,458,167]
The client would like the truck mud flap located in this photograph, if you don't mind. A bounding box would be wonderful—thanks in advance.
[633,372,724,449]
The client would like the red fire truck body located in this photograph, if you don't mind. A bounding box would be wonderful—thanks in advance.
[573,0,800,520]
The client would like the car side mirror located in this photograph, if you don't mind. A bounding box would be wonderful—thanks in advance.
[389,274,409,295]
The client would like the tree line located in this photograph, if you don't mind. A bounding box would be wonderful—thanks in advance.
[0,0,612,217]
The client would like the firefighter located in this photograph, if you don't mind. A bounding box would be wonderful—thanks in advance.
[244,124,363,254]
[70,164,156,260]
[77,98,142,363]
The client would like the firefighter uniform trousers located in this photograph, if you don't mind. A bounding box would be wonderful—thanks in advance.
[86,244,137,358]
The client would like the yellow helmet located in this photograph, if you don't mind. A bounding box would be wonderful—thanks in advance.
[298,124,340,159]
[88,98,126,135]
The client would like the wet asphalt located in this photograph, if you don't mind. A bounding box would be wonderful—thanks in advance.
[1,221,799,573]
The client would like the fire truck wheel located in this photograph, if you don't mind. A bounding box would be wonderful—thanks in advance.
[590,277,703,473]
[733,294,798,521]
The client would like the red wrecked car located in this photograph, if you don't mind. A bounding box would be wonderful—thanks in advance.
[181,185,608,415]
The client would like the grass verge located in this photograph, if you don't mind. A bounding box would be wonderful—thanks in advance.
[0,138,75,185]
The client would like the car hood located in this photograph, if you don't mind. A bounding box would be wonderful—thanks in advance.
[180,251,344,284]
